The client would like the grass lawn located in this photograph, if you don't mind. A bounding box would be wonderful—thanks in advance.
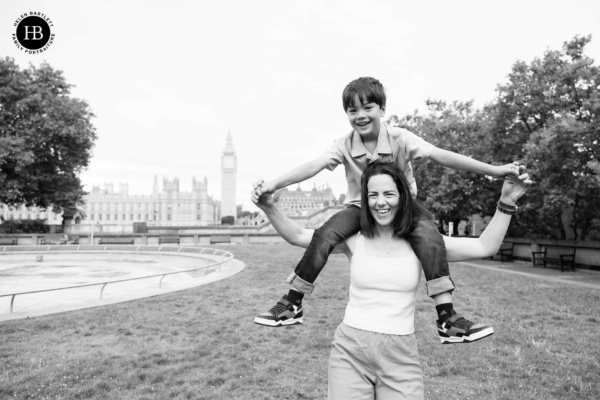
[1,244,599,400]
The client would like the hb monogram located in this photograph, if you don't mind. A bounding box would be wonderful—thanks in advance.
[23,26,44,40]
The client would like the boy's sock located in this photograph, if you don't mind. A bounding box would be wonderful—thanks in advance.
[435,303,456,322]
[287,288,304,305]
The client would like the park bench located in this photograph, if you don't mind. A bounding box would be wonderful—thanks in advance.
[485,242,514,262]
[210,235,231,244]
[0,237,18,245]
[159,236,180,245]
[39,235,79,245]
[99,237,135,245]
[532,245,576,272]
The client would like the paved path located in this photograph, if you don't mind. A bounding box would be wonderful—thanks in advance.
[456,259,600,290]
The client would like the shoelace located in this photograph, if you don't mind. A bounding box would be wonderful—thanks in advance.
[451,316,474,331]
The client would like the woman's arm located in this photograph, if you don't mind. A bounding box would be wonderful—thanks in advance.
[252,190,354,258]
[252,190,315,248]
[443,166,532,261]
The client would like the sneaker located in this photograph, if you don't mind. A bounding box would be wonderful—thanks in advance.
[437,314,494,344]
[254,295,303,327]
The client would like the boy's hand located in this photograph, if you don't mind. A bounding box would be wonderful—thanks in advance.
[492,162,521,178]
[252,179,276,196]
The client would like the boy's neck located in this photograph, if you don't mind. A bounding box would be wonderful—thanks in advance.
[359,123,383,154]
[361,133,377,154]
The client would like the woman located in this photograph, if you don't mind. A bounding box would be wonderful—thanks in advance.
[252,162,531,399]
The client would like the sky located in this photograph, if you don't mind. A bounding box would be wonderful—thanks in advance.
[2,0,600,211]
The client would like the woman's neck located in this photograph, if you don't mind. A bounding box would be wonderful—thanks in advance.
[375,225,395,240]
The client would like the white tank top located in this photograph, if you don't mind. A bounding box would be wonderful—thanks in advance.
[343,232,422,335]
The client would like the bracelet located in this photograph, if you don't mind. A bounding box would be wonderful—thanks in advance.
[498,200,518,211]
[497,200,518,215]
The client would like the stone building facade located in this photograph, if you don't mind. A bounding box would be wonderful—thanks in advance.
[0,133,240,227]
[84,175,220,227]
[275,184,337,216]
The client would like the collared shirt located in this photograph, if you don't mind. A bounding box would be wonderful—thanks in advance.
[322,123,433,207]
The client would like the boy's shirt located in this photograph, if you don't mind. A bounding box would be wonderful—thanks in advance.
[322,123,433,207]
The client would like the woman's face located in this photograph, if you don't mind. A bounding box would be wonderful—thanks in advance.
[367,173,400,227]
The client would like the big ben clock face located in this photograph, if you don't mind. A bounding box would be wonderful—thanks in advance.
[223,157,234,169]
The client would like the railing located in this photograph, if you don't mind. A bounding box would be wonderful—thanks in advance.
[0,246,234,314]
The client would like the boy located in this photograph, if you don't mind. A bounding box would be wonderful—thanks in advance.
[252,77,518,344]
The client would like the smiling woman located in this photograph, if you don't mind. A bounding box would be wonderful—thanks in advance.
[253,161,532,399]
[360,162,432,243]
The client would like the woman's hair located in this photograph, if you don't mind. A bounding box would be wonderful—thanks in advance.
[360,162,432,238]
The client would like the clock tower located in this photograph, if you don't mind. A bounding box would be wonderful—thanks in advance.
[221,130,237,221]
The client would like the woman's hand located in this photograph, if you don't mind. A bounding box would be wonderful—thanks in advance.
[500,164,532,205]
[251,188,276,212]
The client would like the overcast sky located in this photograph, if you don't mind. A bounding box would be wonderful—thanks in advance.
[2,0,600,210]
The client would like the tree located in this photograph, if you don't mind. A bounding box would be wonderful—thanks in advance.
[389,100,505,235]
[388,35,600,240]
[490,35,600,239]
[0,57,96,213]
[221,215,235,225]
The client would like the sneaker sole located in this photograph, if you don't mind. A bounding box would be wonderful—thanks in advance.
[439,327,494,344]
[253,317,303,327]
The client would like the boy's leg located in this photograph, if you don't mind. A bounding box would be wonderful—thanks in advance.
[288,205,362,293]
[407,215,494,344]
[254,206,361,327]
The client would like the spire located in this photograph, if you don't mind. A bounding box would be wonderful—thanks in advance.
[153,174,158,195]
[223,129,235,154]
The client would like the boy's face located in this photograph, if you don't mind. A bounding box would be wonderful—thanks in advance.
[346,95,384,138]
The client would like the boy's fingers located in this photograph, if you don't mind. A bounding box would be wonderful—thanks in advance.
[252,179,264,190]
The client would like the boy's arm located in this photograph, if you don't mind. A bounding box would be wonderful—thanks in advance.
[254,155,330,195]
[429,147,518,178]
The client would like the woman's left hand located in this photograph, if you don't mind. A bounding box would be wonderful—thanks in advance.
[500,165,532,205]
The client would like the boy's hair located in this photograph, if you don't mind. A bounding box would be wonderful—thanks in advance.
[342,77,386,112]
[360,162,432,239]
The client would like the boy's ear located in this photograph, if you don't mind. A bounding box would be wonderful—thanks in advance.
[381,107,385,116]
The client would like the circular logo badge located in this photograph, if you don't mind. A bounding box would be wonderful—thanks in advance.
[12,13,55,54]
[16,16,51,49]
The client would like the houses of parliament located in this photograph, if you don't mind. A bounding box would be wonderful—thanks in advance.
[0,131,340,227]
[0,133,238,227]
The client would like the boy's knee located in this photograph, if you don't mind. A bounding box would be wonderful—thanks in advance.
[414,218,440,236]
[314,226,344,247]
